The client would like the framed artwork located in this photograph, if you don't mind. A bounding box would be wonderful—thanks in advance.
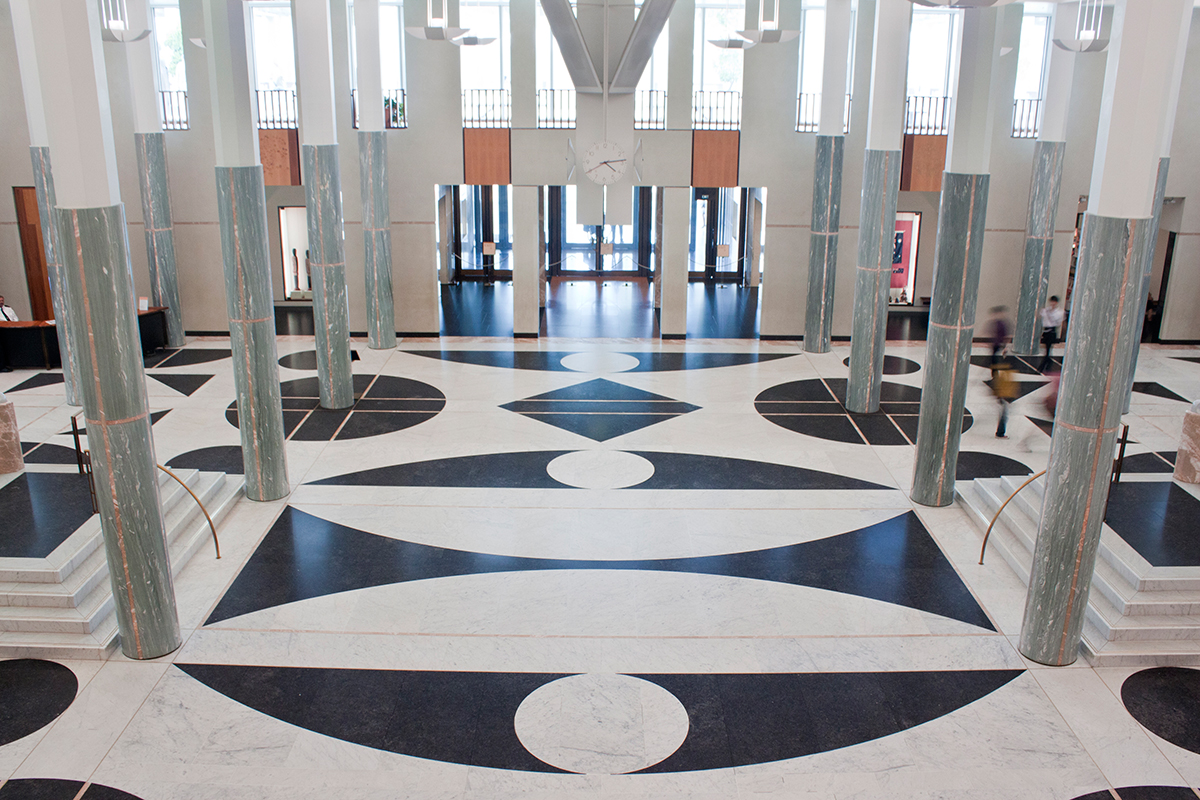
[890,211,921,305]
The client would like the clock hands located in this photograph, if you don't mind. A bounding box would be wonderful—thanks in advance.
[586,159,627,175]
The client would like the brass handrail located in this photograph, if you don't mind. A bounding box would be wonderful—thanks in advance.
[157,465,221,559]
[979,470,1047,565]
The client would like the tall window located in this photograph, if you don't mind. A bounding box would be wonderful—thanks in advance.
[1012,2,1053,138]
[693,0,745,93]
[149,0,187,128]
[905,7,958,134]
[248,1,297,128]
[459,0,511,91]
[535,2,572,91]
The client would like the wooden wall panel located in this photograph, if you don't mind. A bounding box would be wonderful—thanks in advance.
[691,131,740,188]
[901,134,947,193]
[259,129,301,186]
[11,187,52,320]
[463,128,511,186]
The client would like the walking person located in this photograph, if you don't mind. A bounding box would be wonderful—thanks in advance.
[1039,296,1065,373]
[989,306,1011,365]
[992,358,1018,438]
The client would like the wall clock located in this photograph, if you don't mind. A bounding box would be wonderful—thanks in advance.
[581,141,627,185]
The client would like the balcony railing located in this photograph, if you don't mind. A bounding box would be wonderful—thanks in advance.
[904,95,951,135]
[351,88,408,129]
[257,89,298,129]
[795,93,852,134]
[693,90,740,130]
[1012,97,1040,139]
[158,90,189,131]
[536,89,575,129]
[463,89,511,128]
[635,89,666,130]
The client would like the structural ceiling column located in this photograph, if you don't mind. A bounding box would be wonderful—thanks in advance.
[293,0,355,408]
[512,186,541,336]
[10,0,83,405]
[804,0,852,353]
[22,0,181,659]
[1012,7,1075,357]
[123,0,187,348]
[201,0,289,502]
[354,0,397,351]
[911,7,1004,507]
[659,187,690,338]
[1019,0,1192,667]
[846,0,910,413]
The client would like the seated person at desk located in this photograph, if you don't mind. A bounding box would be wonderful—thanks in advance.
[0,294,15,372]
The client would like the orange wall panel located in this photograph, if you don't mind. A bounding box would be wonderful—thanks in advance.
[691,131,740,188]
[900,134,947,193]
[463,128,511,186]
[259,129,301,186]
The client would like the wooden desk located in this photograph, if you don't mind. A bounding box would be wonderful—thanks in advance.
[0,307,169,369]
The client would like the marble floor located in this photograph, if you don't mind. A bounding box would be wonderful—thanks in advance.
[2,336,1200,800]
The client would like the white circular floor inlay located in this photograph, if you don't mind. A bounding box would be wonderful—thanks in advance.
[515,673,689,774]
[547,450,654,489]
[559,352,641,373]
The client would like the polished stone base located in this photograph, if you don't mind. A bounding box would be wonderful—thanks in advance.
[136,133,186,348]
[358,132,396,351]
[0,400,22,474]
[54,202,181,660]
[215,166,290,503]
[1013,141,1065,356]
[912,172,989,508]
[303,144,355,409]
[804,135,844,354]
[847,149,901,413]
[1019,213,1150,666]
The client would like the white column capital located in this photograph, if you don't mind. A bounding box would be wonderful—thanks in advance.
[865,0,911,152]
[817,0,853,137]
[292,0,339,145]
[354,0,385,131]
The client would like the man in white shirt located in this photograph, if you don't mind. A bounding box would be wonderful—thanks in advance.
[0,296,16,322]
[1039,295,1065,373]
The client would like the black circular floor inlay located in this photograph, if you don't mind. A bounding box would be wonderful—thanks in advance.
[1122,667,1200,755]
[226,375,445,442]
[167,445,246,475]
[955,452,1032,481]
[279,350,361,371]
[755,378,971,446]
[0,778,147,799]
[841,355,921,375]
[0,659,78,746]
[1070,788,1200,800]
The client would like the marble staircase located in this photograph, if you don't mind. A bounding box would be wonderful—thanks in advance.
[958,474,1200,667]
[0,468,244,660]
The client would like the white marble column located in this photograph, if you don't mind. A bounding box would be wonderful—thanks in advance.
[201,0,289,502]
[660,187,690,338]
[803,0,852,353]
[354,0,397,350]
[1019,0,1193,667]
[293,0,354,408]
[911,7,1005,508]
[513,186,541,336]
[22,0,180,660]
[10,0,82,405]
[0,391,23,475]
[846,0,910,413]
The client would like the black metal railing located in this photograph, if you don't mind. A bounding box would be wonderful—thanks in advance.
[693,90,740,130]
[463,89,511,128]
[635,89,667,130]
[1012,97,1040,139]
[256,89,298,129]
[536,89,575,128]
[159,90,189,130]
[904,95,951,135]
[351,88,408,129]
[795,93,853,134]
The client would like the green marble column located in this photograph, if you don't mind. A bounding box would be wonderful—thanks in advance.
[911,172,989,507]
[846,148,901,413]
[804,135,844,353]
[29,147,81,406]
[55,203,180,660]
[216,166,289,502]
[358,131,396,350]
[135,133,186,348]
[1019,214,1150,666]
[1123,157,1169,413]
[1013,141,1066,356]
[303,144,355,409]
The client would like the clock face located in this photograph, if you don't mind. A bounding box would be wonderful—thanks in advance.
[580,141,627,185]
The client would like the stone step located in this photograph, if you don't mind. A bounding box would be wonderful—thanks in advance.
[1081,626,1200,667]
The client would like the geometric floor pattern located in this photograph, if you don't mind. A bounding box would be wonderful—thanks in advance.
[3,338,1200,799]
